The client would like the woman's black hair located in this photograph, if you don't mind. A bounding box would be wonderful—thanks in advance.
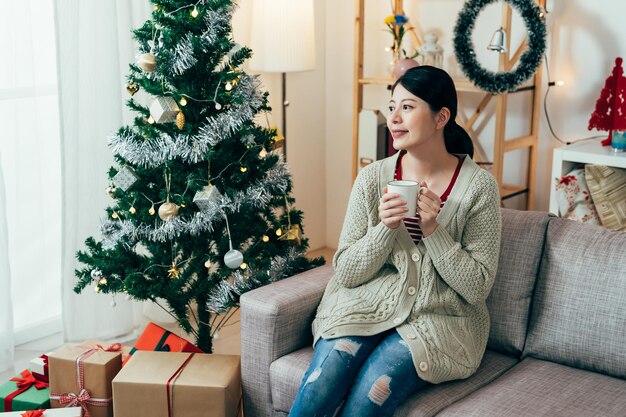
[392,66,474,158]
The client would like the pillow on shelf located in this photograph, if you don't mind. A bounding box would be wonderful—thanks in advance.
[554,168,600,225]
[584,164,626,231]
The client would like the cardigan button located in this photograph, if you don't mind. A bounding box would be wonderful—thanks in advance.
[407,333,416,339]
[419,361,428,372]
[393,317,402,325]
[411,253,420,262]
[407,286,416,295]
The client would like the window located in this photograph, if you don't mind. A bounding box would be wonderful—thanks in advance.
[0,0,62,344]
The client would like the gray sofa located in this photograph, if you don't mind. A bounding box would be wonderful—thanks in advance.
[241,208,626,416]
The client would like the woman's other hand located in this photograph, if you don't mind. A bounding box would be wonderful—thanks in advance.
[417,181,440,236]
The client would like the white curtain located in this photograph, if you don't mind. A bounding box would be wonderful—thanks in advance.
[0,0,63,348]
[0,159,13,372]
[54,0,151,342]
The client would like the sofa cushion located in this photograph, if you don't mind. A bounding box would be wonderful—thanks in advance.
[523,218,626,379]
[486,209,551,356]
[436,358,626,417]
[269,348,518,416]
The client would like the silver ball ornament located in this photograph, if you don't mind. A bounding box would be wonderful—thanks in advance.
[91,269,103,280]
[110,299,117,307]
[224,249,244,269]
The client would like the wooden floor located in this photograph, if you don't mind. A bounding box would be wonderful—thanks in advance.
[1,247,336,380]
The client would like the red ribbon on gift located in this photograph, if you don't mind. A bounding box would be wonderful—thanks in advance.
[166,353,196,417]
[3,370,49,412]
[20,410,44,417]
[49,348,112,417]
[77,342,122,353]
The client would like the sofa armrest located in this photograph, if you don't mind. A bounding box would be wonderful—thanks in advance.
[241,264,333,417]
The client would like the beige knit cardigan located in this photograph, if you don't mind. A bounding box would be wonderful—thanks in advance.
[312,152,502,384]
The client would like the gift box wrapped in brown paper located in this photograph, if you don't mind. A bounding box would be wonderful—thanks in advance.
[48,340,123,417]
[112,351,242,417]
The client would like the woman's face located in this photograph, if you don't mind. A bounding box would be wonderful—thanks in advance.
[387,84,444,151]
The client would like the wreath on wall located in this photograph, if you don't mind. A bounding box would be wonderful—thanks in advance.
[453,0,546,94]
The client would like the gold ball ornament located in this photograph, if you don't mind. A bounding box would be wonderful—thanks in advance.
[129,207,137,214]
[111,212,119,219]
[126,81,139,96]
[149,205,156,215]
[137,53,157,72]
[176,111,185,130]
[158,201,179,221]
[262,235,270,242]
[179,97,187,106]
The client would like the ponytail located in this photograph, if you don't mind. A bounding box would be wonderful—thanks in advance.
[444,121,474,158]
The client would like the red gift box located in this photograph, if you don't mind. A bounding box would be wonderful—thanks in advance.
[123,323,203,366]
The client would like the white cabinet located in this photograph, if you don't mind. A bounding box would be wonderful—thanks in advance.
[549,140,626,214]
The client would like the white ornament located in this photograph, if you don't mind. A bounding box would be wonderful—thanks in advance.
[112,166,139,192]
[150,97,180,123]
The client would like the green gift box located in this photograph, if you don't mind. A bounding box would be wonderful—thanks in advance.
[0,369,50,412]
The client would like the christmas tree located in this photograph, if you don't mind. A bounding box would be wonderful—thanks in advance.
[588,57,626,146]
[74,0,324,353]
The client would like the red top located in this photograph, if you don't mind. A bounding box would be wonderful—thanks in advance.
[394,151,463,244]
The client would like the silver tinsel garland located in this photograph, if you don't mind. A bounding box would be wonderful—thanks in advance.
[205,247,306,313]
[100,162,291,248]
[170,34,198,76]
[268,247,306,282]
[108,74,264,168]
[206,270,260,314]
[200,9,233,51]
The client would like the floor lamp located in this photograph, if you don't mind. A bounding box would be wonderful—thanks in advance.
[249,0,316,161]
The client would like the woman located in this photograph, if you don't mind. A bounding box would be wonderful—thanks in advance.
[289,66,502,417]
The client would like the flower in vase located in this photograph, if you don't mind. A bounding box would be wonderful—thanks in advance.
[384,14,418,59]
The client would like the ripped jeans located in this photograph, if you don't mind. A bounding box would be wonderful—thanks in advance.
[288,330,428,417]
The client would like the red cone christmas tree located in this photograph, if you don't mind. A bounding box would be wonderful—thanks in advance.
[588,57,626,146]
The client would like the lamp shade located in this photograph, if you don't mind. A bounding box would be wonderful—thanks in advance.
[249,0,316,72]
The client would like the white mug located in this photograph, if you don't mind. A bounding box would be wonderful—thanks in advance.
[387,180,420,217]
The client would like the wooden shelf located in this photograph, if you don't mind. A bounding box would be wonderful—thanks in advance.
[501,184,529,200]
